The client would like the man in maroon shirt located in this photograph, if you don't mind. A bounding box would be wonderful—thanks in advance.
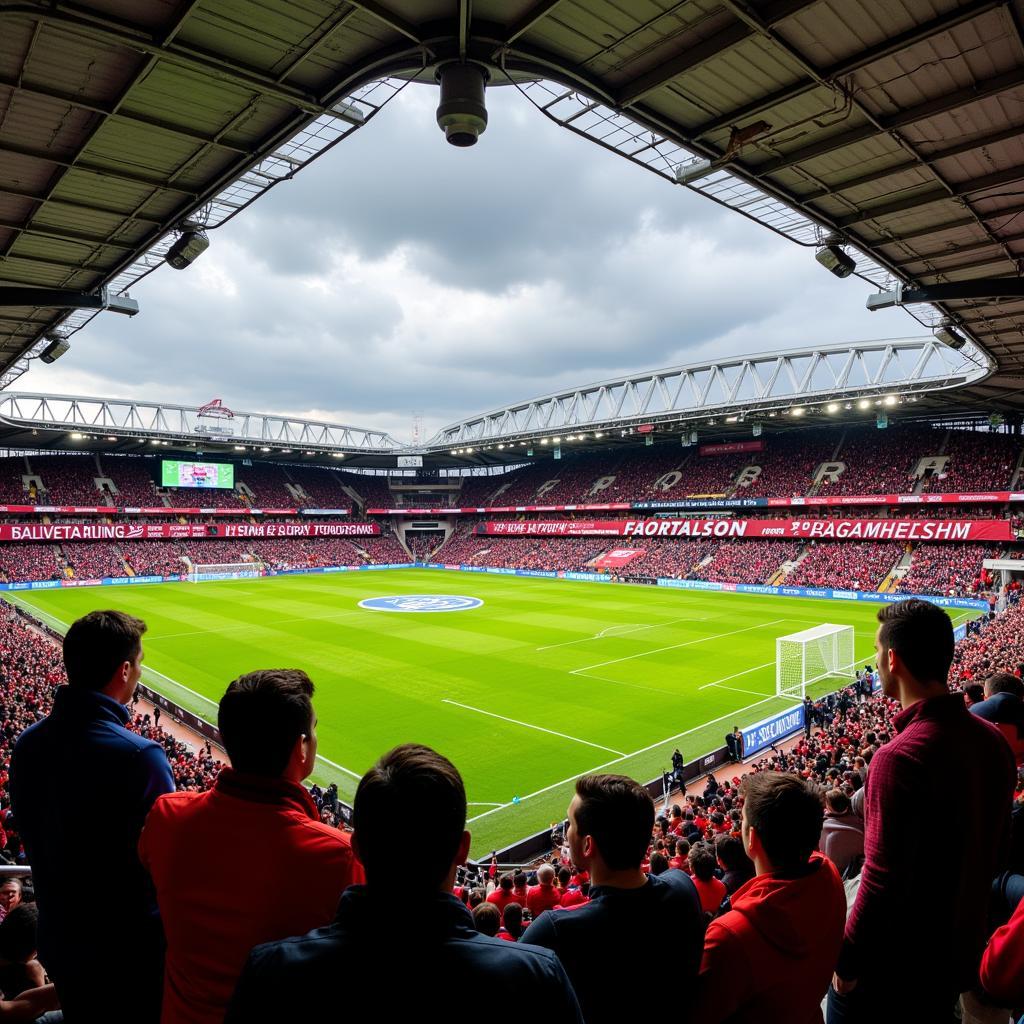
[828,600,1016,1024]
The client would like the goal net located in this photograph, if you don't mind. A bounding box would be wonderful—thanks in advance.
[186,561,262,583]
[776,623,855,700]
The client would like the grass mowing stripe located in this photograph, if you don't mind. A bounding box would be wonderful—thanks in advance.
[442,699,626,756]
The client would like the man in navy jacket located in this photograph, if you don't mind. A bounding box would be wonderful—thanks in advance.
[11,610,174,1023]
[227,744,582,1024]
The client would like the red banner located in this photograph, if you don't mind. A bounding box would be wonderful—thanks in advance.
[0,523,380,542]
[699,440,764,456]
[0,506,310,515]
[593,547,648,568]
[478,518,1017,542]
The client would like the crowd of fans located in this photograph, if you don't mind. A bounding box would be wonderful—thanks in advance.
[785,541,905,591]
[0,596,1021,1022]
[895,543,997,597]
[689,540,802,585]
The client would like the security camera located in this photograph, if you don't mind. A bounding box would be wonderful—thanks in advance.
[436,63,489,147]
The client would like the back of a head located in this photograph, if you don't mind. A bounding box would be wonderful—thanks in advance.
[688,842,716,881]
[574,773,654,871]
[63,610,146,690]
[0,904,38,963]
[825,788,851,815]
[876,599,954,685]
[354,744,466,891]
[217,669,314,776]
[503,902,523,935]
[742,772,824,874]
[536,863,555,886]
[499,873,513,893]
[985,672,1024,699]
[472,901,500,937]
[715,833,746,870]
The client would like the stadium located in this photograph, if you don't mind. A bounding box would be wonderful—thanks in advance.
[0,2,1023,1023]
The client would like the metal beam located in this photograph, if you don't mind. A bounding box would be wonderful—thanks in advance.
[0,220,135,252]
[915,252,1019,279]
[617,0,815,107]
[0,76,250,154]
[835,165,1024,228]
[341,1,423,44]
[504,0,567,45]
[0,288,108,310]
[798,123,1024,203]
[0,185,165,227]
[758,67,1024,175]
[693,0,1005,138]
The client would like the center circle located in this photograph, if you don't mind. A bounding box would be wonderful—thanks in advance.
[358,595,484,613]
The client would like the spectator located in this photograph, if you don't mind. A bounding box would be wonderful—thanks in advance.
[978,882,1024,1007]
[11,610,174,1024]
[969,671,1024,764]
[0,905,45,997]
[0,882,21,925]
[526,864,561,918]
[499,902,525,940]
[715,834,754,894]
[139,669,364,1024]
[472,902,501,937]
[829,600,1017,1023]
[694,772,846,1023]
[689,841,728,916]
[817,789,864,879]
[486,873,522,919]
[522,774,704,1024]
[227,744,583,1024]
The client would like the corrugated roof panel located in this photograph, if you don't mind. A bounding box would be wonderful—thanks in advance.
[83,120,205,176]
[24,23,144,103]
[0,88,99,157]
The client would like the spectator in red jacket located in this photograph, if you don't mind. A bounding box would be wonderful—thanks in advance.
[978,881,1024,1006]
[485,874,522,918]
[689,842,727,916]
[829,600,1017,1024]
[527,864,562,918]
[139,669,364,1024]
[695,771,846,1023]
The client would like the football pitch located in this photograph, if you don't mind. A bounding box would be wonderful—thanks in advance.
[7,570,905,854]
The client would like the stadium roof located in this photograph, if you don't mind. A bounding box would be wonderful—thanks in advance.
[0,0,1022,409]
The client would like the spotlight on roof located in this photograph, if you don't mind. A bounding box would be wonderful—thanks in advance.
[674,157,714,185]
[857,399,871,410]
[814,244,856,279]
[435,62,488,147]
[826,402,839,413]
[934,324,967,350]
[166,225,210,270]
[39,333,70,364]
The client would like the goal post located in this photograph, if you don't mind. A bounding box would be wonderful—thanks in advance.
[186,561,263,583]
[776,623,855,700]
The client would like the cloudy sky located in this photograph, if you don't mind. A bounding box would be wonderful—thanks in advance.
[22,82,915,442]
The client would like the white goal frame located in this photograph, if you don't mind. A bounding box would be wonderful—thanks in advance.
[776,624,855,700]
[186,561,262,583]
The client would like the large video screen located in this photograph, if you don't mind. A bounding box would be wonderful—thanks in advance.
[161,460,234,489]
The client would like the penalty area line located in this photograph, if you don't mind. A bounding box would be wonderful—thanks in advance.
[570,619,786,675]
[698,660,775,690]
[466,691,788,825]
[442,699,625,757]
[535,615,710,652]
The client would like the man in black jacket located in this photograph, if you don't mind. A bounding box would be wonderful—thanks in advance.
[228,744,582,1024]
[522,773,705,1024]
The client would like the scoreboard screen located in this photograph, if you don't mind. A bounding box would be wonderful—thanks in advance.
[161,460,234,489]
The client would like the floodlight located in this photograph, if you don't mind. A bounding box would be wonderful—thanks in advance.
[815,245,856,278]
[436,63,488,147]
[70,432,84,440]
[674,158,713,185]
[934,324,967,350]
[826,402,839,413]
[39,333,70,363]
[166,228,210,270]
[857,399,870,410]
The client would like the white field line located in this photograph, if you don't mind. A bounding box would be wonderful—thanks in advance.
[570,619,786,675]
[466,691,786,824]
[4,595,363,783]
[443,699,625,756]
[708,683,776,698]
[698,660,775,690]
[535,616,709,652]
[467,802,504,807]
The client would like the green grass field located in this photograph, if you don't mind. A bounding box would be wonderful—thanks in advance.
[5,570,910,855]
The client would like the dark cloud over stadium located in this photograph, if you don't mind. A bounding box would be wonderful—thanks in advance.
[24,85,912,440]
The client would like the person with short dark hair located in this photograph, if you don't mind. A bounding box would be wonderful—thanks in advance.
[695,772,846,1022]
[11,610,173,1024]
[689,842,726,915]
[472,902,501,937]
[829,600,1016,1024]
[227,744,582,1024]
[485,872,522,919]
[522,773,704,1024]
[715,834,754,894]
[139,669,363,1024]
[500,902,524,941]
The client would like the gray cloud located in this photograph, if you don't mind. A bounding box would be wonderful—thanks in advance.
[25,82,915,441]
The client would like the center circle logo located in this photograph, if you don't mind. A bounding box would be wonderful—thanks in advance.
[359,595,484,613]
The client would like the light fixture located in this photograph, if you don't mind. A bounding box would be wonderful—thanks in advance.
[674,157,714,185]
[826,402,839,413]
[166,226,210,270]
[40,334,70,363]
[815,244,856,278]
[552,436,561,443]
[540,438,549,445]
[435,62,489,147]
[465,447,473,453]
[106,436,117,441]
[151,439,162,445]
[451,449,458,455]
[934,324,967,350]
[498,444,505,449]
[281,448,292,453]
[332,452,344,458]
[305,450,315,455]
[595,432,604,438]
[234,445,246,451]
[70,432,84,440]
[857,399,870,410]
[260,446,271,451]
[791,407,805,416]
[883,396,897,407]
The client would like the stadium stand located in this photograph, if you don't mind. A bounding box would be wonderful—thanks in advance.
[895,543,998,597]
[784,541,905,591]
[688,540,801,585]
